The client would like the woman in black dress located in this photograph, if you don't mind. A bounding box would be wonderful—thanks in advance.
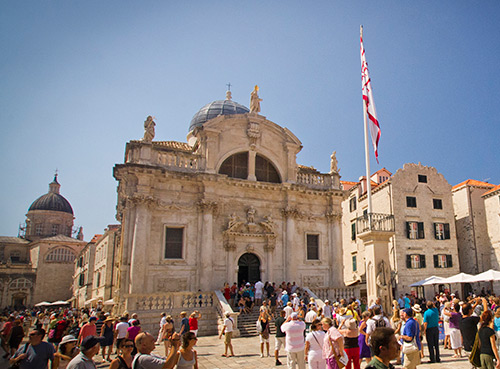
[478,310,500,369]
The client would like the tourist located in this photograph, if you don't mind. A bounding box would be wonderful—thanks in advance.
[369,298,384,314]
[340,317,360,369]
[132,332,181,369]
[441,302,452,350]
[179,312,190,336]
[100,316,114,361]
[109,338,133,369]
[305,319,326,369]
[494,307,500,352]
[366,307,390,347]
[443,303,463,358]
[189,311,202,336]
[7,319,25,358]
[281,312,306,369]
[411,305,424,359]
[400,308,421,369]
[78,316,97,345]
[53,335,79,369]
[161,315,175,357]
[281,291,289,307]
[255,279,265,306]
[323,300,332,319]
[275,310,287,366]
[322,317,344,369]
[365,327,399,369]
[114,316,129,351]
[478,310,500,369]
[422,301,440,363]
[126,319,141,355]
[219,312,235,358]
[358,311,372,364]
[305,304,319,333]
[156,313,167,345]
[176,332,198,369]
[284,302,294,319]
[1,315,14,358]
[66,335,103,369]
[9,327,55,369]
[258,306,271,357]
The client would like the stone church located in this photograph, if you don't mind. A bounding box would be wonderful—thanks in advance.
[0,175,86,308]
[113,88,345,312]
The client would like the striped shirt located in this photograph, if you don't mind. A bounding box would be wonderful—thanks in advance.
[280,320,306,352]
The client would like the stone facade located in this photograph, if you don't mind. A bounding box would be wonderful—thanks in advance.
[73,237,97,308]
[342,164,460,299]
[482,185,500,269]
[452,180,496,274]
[112,99,344,314]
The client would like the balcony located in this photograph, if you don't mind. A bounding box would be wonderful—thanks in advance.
[356,213,395,234]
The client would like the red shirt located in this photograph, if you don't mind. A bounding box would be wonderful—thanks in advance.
[224,287,231,300]
[189,317,198,330]
[79,323,97,342]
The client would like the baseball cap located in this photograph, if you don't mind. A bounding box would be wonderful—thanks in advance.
[81,336,105,351]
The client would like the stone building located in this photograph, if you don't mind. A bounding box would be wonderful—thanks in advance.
[483,185,500,270]
[112,90,345,314]
[452,180,496,275]
[0,175,85,308]
[342,163,460,301]
[73,235,98,308]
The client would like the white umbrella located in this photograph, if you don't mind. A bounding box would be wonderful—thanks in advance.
[422,276,447,286]
[469,269,500,282]
[50,300,70,305]
[34,301,51,307]
[411,276,441,287]
[439,272,475,284]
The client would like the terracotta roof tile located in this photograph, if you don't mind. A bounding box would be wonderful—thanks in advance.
[452,179,495,190]
[482,184,500,197]
[153,141,193,152]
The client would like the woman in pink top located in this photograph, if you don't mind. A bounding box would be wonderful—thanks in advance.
[322,317,344,369]
[125,320,141,355]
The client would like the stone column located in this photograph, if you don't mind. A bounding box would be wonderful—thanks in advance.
[248,150,257,181]
[198,201,217,291]
[357,230,394,313]
[265,237,276,282]
[326,212,342,287]
[129,199,152,294]
[282,208,297,282]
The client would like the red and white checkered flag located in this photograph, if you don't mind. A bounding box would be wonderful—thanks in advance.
[360,27,381,163]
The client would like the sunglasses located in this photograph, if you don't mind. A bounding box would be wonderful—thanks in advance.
[29,333,41,337]
[122,344,134,348]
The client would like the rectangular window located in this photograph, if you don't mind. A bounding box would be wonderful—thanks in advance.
[434,223,450,240]
[406,196,417,208]
[352,255,357,272]
[434,254,453,268]
[406,221,424,239]
[10,251,21,263]
[35,224,43,236]
[51,224,59,236]
[165,227,183,259]
[351,223,356,241]
[78,274,85,287]
[433,199,443,209]
[306,234,319,260]
[349,197,357,212]
[418,175,427,183]
[406,254,426,269]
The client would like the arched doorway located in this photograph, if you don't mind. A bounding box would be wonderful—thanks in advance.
[238,253,260,286]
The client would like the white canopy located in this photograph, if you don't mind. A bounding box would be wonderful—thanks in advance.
[34,301,51,307]
[422,276,447,286]
[439,272,475,284]
[468,269,500,282]
[50,300,70,305]
[103,299,115,306]
[411,276,443,287]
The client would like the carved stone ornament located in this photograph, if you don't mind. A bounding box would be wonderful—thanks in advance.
[247,121,261,148]
[197,199,218,213]
[325,211,342,221]
[281,207,300,219]
[245,244,255,253]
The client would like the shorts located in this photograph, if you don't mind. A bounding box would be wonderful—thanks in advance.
[275,336,285,351]
[260,334,269,343]
[403,350,421,369]
[224,332,232,345]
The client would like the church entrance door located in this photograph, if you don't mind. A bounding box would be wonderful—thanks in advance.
[238,253,260,285]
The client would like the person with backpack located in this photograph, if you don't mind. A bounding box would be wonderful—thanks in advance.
[366,307,390,352]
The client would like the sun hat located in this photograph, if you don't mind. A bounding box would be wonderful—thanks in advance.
[412,304,422,312]
[60,335,78,345]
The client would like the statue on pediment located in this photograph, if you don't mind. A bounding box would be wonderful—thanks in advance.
[250,85,262,113]
[143,116,156,143]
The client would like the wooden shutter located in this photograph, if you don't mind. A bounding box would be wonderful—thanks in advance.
[433,223,438,239]
[418,222,425,239]
[444,223,450,239]
[446,254,453,267]
[406,255,412,269]
[406,222,410,239]
[434,255,439,268]
[420,254,426,268]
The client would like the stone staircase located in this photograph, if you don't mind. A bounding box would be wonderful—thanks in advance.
[237,307,282,337]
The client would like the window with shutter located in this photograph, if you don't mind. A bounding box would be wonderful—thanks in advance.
[406,196,417,208]
[420,254,426,268]
[306,234,319,260]
[434,255,439,268]
[417,222,425,239]
[351,223,356,241]
[165,227,183,259]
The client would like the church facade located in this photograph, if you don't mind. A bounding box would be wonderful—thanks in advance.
[113,91,345,312]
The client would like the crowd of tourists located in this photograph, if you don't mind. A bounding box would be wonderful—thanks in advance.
[0,306,202,369]
[220,281,500,369]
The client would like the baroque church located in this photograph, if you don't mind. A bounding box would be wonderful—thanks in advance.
[0,175,86,308]
[112,87,346,313]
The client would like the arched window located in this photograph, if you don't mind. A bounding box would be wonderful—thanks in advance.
[9,278,32,289]
[46,248,76,263]
[219,152,248,179]
[255,154,281,183]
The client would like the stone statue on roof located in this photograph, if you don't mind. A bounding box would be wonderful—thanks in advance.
[330,151,339,173]
[143,116,156,143]
[250,85,262,113]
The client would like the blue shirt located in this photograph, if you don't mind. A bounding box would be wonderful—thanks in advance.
[423,307,439,328]
[494,317,500,332]
[404,297,411,309]
[14,342,55,369]
[403,317,421,349]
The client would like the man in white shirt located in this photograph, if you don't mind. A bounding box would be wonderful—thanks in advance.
[304,305,318,333]
[255,280,264,306]
[366,306,390,345]
[291,294,300,312]
[280,313,306,369]
[323,300,332,319]
[218,312,235,357]
[283,302,293,319]
[115,316,129,349]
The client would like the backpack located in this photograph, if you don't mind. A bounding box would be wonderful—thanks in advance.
[374,316,387,328]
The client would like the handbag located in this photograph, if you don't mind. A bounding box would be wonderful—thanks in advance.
[469,331,481,368]
[328,334,348,369]
[8,343,29,369]
[402,337,419,354]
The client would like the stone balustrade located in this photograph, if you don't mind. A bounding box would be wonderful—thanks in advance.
[296,171,334,189]
[132,291,214,311]
[156,151,199,172]
[356,213,395,234]
[308,287,357,302]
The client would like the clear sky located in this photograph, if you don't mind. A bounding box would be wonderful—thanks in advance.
[1,1,499,240]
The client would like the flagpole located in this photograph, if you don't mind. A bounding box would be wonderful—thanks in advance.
[361,25,373,220]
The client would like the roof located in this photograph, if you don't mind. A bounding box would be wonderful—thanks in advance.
[482,184,500,198]
[452,179,495,191]
[28,193,74,215]
[90,234,103,243]
[31,235,85,244]
[0,236,30,244]
[189,99,249,132]
[153,141,193,152]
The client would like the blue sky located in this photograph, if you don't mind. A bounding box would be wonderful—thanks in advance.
[1,1,499,239]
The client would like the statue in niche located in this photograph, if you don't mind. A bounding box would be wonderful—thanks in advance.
[250,85,262,113]
[247,206,256,224]
[143,116,156,143]
[376,260,390,310]
[330,151,339,173]
[228,213,239,229]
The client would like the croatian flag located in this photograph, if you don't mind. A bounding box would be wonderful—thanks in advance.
[360,29,381,163]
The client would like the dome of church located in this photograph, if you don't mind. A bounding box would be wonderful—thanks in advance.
[28,176,74,215]
[189,99,249,132]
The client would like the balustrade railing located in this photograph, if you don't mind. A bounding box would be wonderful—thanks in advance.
[156,151,199,171]
[355,213,395,234]
[133,291,214,311]
[307,287,357,303]
[296,172,333,189]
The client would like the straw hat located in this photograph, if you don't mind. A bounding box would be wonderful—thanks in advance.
[412,304,422,313]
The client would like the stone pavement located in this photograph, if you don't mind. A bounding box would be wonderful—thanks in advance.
[0,335,475,369]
